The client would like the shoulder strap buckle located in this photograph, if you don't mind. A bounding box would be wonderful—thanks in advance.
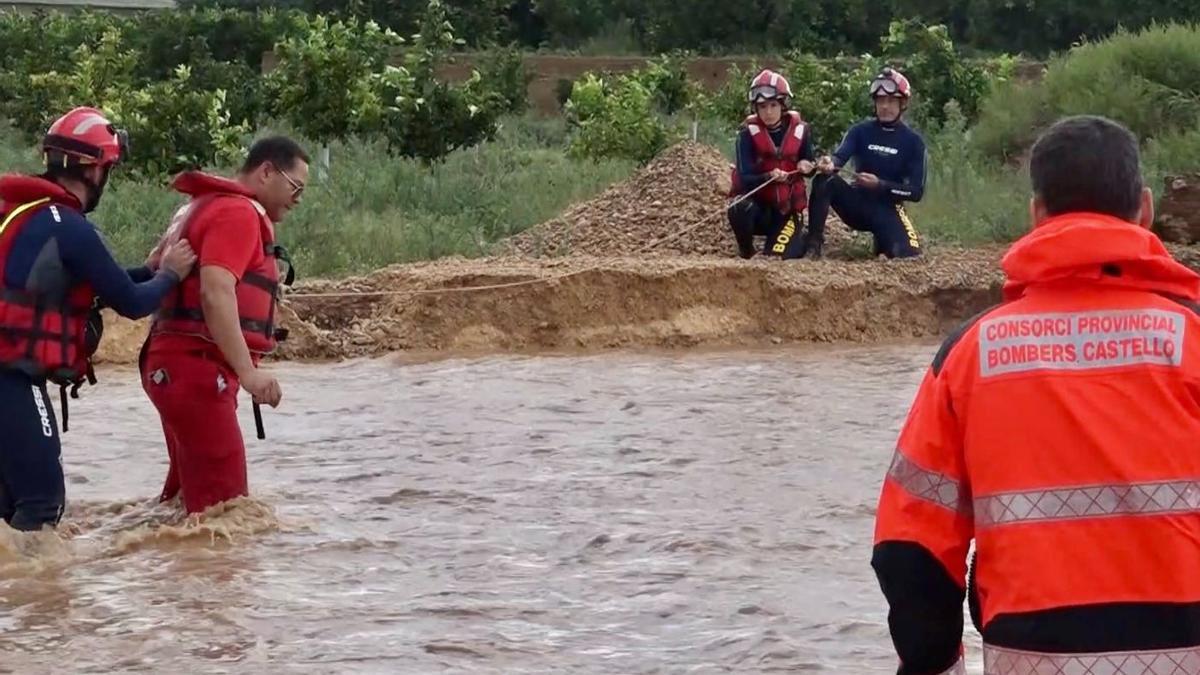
[269,243,296,287]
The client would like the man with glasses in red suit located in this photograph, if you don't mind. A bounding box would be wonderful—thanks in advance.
[141,135,309,515]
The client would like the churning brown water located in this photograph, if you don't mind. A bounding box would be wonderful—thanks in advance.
[1,344,985,674]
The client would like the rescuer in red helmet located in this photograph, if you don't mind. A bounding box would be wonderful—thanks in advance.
[726,69,818,259]
[807,67,927,259]
[0,106,196,531]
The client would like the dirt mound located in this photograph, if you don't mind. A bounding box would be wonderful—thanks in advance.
[202,248,1008,361]
[1154,174,1200,244]
[87,239,1200,369]
[500,140,862,259]
[284,248,1009,359]
[499,141,737,257]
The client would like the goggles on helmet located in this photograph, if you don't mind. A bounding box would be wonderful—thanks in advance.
[749,85,784,103]
[870,77,901,97]
[112,126,129,166]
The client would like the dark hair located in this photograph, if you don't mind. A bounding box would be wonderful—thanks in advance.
[42,161,91,183]
[240,135,310,174]
[1029,115,1143,221]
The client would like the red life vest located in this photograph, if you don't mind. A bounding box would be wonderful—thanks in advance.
[0,176,97,386]
[149,172,293,357]
[728,110,809,214]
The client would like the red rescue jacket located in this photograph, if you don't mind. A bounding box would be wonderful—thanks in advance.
[149,171,293,357]
[728,110,809,214]
[0,176,96,385]
[873,212,1200,672]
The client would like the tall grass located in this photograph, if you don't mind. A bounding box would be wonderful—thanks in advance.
[909,106,1030,245]
[12,115,636,279]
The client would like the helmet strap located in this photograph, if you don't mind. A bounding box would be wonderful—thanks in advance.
[81,166,110,214]
[40,154,111,213]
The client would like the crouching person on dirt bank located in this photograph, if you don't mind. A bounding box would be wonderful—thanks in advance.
[726,69,818,259]
[808,67,926,259]
[872,115,1200,674]
[141,136,307,515]
[0,107,196,532]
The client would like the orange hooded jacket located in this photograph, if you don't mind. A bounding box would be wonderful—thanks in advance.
[872,212,1200,674]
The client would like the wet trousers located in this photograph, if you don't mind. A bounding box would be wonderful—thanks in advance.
[806,174,922,258]
[727,198,811,259]
[0,369,64,531]
[141,349,248,515]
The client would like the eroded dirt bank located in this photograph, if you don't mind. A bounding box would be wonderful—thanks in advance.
[93,247,1013,366]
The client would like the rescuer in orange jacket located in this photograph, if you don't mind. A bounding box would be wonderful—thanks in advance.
[872,115,1200,674]
[140,136,308,515]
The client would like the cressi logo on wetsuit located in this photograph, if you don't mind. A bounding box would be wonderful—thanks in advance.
[32,384,52,438]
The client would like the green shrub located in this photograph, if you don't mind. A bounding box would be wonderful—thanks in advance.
[908,101,1029,244]
[110,66,250,179]
[626,53,698,115]
[267,14,400,148]
[11,28,246,178]
[367,0,507,162]
[0,10,119,74]
[879,19,1003,127]
[563,73,609,124]
[973,23,1200,160]
[474,47,532,116]
[124,7,306,75]
[565,75,675,163]
[780,54,878,153]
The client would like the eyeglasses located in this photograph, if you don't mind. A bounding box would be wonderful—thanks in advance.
[277,165,305,200]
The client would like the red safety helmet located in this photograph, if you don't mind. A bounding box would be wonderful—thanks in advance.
[869,67,912,100]
[42,106,128,169]
[748,69,792,105]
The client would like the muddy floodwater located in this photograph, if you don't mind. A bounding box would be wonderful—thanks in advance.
[1,344,985,674]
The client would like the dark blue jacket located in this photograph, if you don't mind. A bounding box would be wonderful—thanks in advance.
[832,119,927,202]
[4,200,178,318]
